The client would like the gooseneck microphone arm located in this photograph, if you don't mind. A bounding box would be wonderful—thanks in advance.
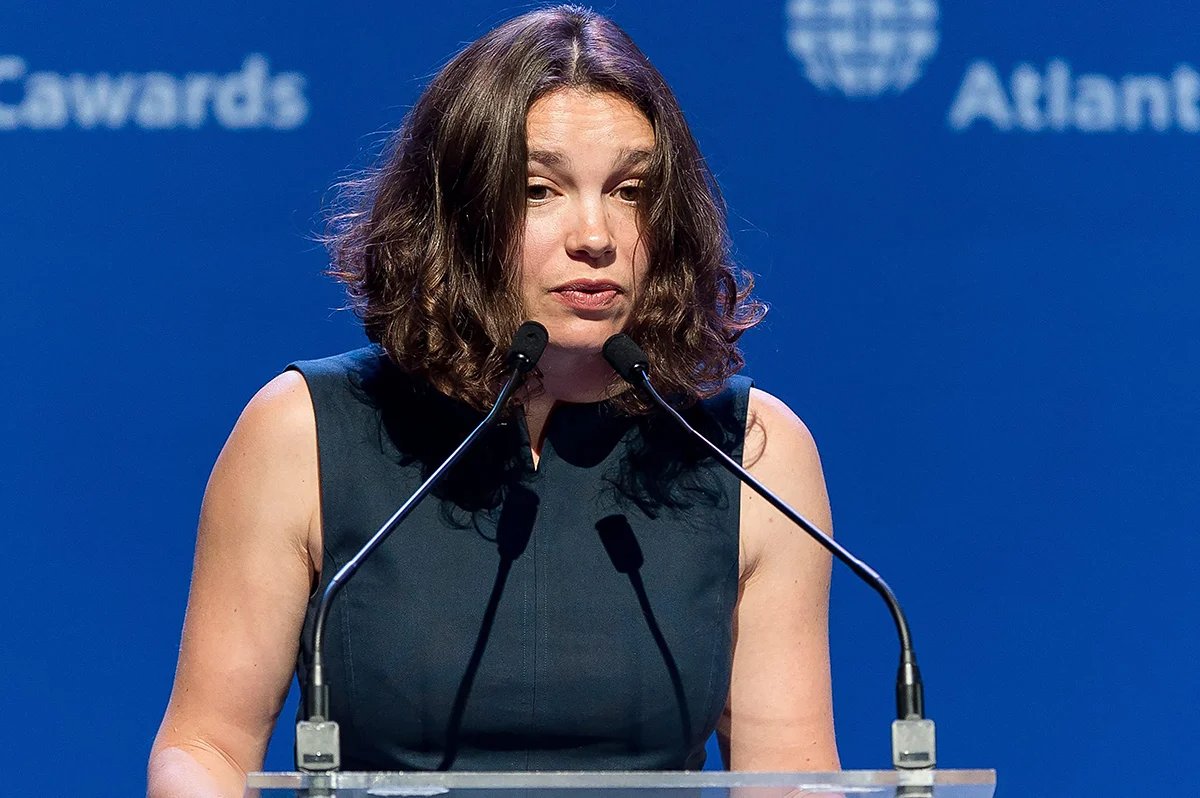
[296,322,548,774]
[602,334,935,770]
[306,356,523,716]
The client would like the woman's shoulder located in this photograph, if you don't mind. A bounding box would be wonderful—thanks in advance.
[695,374,754,415]
[678,375,756,455]
[227,371,319,484]
[742,386,819,470]
[287,343,389,386]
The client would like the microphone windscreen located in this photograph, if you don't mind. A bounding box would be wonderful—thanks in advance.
[506,321,549,372]
[602,334,649,383]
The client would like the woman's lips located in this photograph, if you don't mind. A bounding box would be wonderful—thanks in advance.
[550,281,622,311]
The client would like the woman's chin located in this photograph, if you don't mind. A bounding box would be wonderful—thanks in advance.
[536,317,623,354]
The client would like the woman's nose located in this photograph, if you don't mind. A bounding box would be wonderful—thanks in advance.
[566,200,615,261]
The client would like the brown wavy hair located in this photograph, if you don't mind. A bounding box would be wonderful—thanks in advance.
[325,4,766,413]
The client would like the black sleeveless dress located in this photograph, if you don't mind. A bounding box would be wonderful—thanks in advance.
[288,346,751,771]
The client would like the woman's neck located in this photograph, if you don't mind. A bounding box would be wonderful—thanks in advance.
[520,347,616,465]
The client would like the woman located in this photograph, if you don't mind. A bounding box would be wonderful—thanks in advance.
[148,6,838,795]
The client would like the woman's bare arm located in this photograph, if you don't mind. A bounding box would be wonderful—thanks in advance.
[720,387,840,771]
[148,371,320,797]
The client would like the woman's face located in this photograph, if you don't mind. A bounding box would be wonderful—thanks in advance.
[518,88,655,356]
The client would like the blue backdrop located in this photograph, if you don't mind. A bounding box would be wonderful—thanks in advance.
[2,2,1197,795]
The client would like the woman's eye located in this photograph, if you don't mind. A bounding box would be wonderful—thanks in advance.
[526,184,552,202]
[616,184,642,203]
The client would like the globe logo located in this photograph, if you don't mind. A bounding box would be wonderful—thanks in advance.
[786,0,940,98]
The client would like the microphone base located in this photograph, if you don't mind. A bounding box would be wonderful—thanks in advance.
[892,718,936,769]
[296,719,341,772]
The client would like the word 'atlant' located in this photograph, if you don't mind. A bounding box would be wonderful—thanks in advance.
[949,60,1200,133]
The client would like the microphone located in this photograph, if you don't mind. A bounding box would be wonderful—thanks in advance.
[296,321,549,773]
[602,334,936,772]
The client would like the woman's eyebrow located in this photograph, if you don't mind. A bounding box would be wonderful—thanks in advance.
[615,147,653,171]
[527,148,568,168]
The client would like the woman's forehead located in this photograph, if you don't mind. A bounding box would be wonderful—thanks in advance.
[526,88,654,152]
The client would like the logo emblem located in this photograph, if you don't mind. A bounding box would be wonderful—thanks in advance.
[787,0,940,98]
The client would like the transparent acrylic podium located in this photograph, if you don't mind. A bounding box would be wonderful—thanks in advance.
[246,769,996,798]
